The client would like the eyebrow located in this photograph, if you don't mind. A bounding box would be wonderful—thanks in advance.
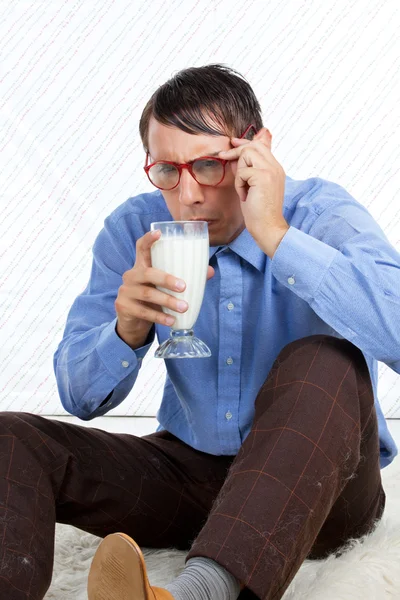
[154,150,222,163]
[200,151,221,158]
[187,151,221,163]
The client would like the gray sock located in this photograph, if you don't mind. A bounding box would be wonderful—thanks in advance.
[165,556,241,600]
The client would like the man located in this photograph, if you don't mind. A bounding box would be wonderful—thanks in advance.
[1,64,399,600]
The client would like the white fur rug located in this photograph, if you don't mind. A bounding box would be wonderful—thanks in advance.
[45,459,400,600]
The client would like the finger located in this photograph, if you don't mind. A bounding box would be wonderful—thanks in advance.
[130,299,177,327]
[235,166,259,202]
[235,175,248,203]
[135,230,161,267]
[135,285,189,314]
[237,147,274,173]
[207,265,215,280]
[218,147,242,160]
[138,265,213,289]
[134,266,186,292]
[229,128,269,146]
[229,138,250,146]
[219,141,270,162]
[232,134,272,158]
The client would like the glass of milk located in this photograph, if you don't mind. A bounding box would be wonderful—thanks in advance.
[150,221,211,359]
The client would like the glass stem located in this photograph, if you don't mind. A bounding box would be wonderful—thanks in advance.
[170,329,194,338]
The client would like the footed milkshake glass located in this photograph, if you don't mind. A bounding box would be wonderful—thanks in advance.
[150,221,211,359]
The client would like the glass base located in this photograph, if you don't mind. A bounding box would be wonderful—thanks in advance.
[154,329,211,359]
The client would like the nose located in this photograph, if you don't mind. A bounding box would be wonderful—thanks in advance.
[178,167,205,206]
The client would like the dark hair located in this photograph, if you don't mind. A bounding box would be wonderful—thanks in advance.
[139,63,263,152]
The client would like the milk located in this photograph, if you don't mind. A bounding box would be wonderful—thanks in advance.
[151,236,209,330]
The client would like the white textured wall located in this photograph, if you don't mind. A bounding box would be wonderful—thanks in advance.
[1,0,399,416]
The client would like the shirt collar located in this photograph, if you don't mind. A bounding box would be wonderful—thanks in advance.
[209,226,267,272]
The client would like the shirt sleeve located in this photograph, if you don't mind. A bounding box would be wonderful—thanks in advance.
[53,213,155,420]
[271,195,400,373]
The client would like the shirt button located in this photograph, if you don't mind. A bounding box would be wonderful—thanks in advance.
[121,360,130,368]
[225,411,233,420]
[227,302,234,311]
[226,357,233,365]
[288,276,295,285]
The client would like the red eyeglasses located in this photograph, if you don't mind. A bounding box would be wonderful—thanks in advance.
[144,124,257,190]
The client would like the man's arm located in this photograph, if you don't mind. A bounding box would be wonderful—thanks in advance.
[270,191,400,373]
[53,213,154,420]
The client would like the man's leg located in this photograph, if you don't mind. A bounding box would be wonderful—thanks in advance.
[186,334,384,600]
[0,412,232,600]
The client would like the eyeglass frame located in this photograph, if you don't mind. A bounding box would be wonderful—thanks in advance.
[143,124,258,191]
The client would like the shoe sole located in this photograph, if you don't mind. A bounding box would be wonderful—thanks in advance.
[87,532,150,600]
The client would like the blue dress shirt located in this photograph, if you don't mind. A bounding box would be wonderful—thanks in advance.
[53,176,400,468]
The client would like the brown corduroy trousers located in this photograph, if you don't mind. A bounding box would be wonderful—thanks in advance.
[0,335,385,599]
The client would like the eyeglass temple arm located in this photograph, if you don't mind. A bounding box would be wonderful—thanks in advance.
[240,124,257,139]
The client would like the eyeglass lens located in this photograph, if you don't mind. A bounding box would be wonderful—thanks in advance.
[148,158,224,190]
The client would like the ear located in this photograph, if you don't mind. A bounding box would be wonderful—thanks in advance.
[255,127,272,148]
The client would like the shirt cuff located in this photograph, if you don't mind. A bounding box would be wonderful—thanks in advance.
[271,226,339,302]
[95,317,154,379]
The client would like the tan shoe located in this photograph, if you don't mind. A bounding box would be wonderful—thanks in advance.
[87,532,175,599]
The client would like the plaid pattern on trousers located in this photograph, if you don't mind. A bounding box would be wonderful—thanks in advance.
[0,335,384,600]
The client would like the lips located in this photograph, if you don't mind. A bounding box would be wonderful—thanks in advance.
[189,218,215,223]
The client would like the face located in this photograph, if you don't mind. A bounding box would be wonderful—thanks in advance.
[147,116,245,246]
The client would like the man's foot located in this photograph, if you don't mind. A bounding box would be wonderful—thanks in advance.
[87,532,174,599]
